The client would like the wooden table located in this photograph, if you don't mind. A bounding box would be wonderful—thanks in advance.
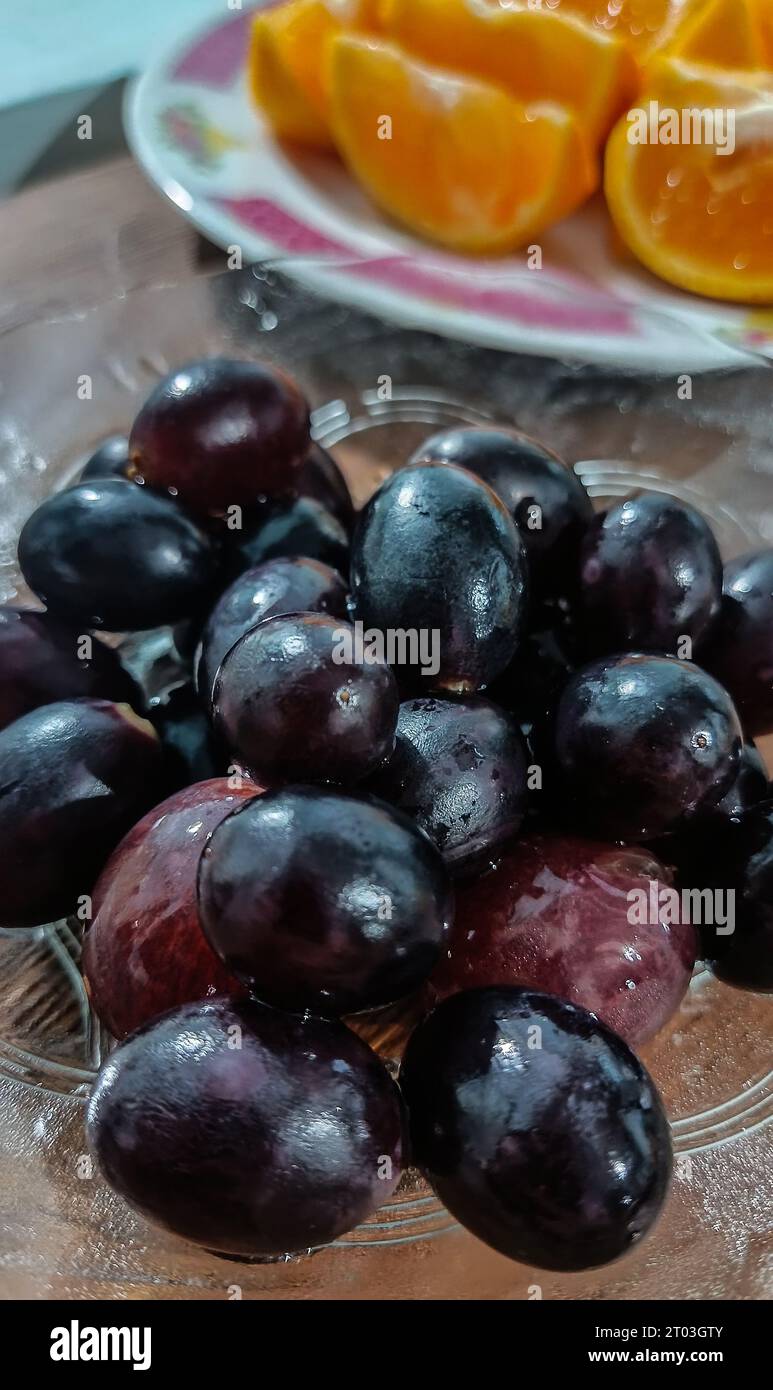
[0,154,220,335]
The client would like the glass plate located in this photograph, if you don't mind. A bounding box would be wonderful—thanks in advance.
[0,262,771,1300]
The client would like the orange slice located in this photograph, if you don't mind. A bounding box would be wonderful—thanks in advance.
[665,0,768,71]
[382,0,639,146]
[604,59,773,302]
[248,2,336,147]
[248,0,383,149]
[537,0,687,58]
[749,0,773,65]
[329,35,598,253]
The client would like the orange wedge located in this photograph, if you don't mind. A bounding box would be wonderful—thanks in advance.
[248,0,383,149]
[537,0,686,58]
[665,0,768,71]
[604,59,773,302]
[750,0,773,65]
[249,2,336,147]
[382,0,639,147]
[328,35,598,253]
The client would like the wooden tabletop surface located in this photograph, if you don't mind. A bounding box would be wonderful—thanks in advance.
[0,154,221,336]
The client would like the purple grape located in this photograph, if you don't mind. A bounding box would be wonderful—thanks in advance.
[368,696,529,874]
[197,556,349,701]
[197,785,452,1015]
[410,427,592,599]
[87,997,404,1256]
[149,682,225,788]
[488,599,578,723]
[700,549,773,736]
[399,986,672,1270]
[554,654,744,839]
[0,698,163,926]
[128,357,310,514]
[297,443,355,530]
[351,461,527,692]
[580,492,723,654]
[0,606,141,733]
[212,614,399,786]
[704,799,773,992]
[228,496,350,582]
[18,479,220,631]
[77,435,131,483]
[653,741,769,884]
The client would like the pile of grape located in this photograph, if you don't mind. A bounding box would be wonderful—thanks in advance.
[1,356,770,1270]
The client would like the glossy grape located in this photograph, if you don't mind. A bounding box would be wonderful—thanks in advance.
[411,427,592,599]
[297,443,355,530]
[700,549,773,736]
[0,699,163,926]
[653,741,769,883]
[554,654,744,839]
[198,785,452,1015]
[77,434,131,483]
[580,492,723,654]
[228,496,350,577]
[708,740,769,822]
[18,479,219,631]
[129,357,309,514]
[0,606,141,733]
[368,696,529,875]
[428,835,696,1044]
[351,461,527,691]
[87,997,404,1255]
[83,778,258,1038]
[212,614,399,786]
[703,800,773,992]
[400,986,672,1270]
[197,556,349,701]
[149,683,226,788]
[488,600,578,723]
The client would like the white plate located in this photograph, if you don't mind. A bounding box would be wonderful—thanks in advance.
[125,2,773,373]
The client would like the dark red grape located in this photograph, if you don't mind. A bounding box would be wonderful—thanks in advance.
[0,606,141,733]
[149,683,226,788]
[212,614,399,786]
[83,778,259,1038]
[18,479,219,631]
[410,427,592,599]
[580,492,723,655]
[77,435,130,483]
[197,556,349,701]
[351,461,527,691]
[700,549,773,736]
[228,496,349,576]
[197,785,452,1015]
[129,357,309,514]
[554,654,744,839]
[368,696,529,875]
[87,997,404,1255]
[428,835,696,1044]
[0,699,163,926]
[703,799,773,992]
[298,442,355,530]
[400,986,672,1270]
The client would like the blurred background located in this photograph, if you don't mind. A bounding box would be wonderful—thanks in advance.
[0,0,221,193]
[0,0,228,333]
